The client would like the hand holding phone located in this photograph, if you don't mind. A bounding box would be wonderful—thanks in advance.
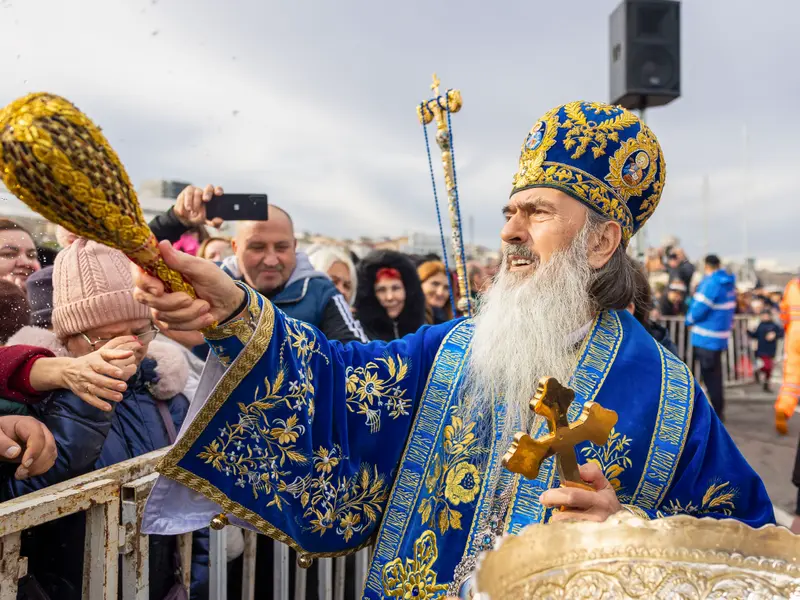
[204,194,269,222]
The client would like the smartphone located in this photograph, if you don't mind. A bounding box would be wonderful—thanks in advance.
[205,194,269,221]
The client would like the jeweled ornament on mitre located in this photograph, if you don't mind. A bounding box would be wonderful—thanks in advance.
[475,513,800,599]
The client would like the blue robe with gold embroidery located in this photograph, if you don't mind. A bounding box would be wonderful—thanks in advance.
[143,283,773,598]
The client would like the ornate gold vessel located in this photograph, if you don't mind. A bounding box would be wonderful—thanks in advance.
[476,513,800,599]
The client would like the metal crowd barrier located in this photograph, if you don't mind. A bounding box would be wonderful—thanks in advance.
[659,314,779,386]
[0,448,370,600]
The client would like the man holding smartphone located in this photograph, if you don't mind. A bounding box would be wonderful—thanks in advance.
[149,184,366,344]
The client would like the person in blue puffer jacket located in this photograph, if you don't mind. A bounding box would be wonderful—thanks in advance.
[686,254,737,421]
[0,239,209,600]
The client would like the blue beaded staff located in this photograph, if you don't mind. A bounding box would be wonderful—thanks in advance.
[417,74,472,317]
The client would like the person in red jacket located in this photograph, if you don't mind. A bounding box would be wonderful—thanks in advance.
[0,343,137,412]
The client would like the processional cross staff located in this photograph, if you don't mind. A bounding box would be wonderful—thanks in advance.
[417,73,472,316]
[503,377,618,491]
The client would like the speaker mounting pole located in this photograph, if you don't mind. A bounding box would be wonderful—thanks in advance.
[632,99,648,263]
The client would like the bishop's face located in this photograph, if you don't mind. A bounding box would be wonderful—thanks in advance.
[500,188,588,278]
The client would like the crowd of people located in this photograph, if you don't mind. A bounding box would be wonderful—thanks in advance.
[0,178,798,595]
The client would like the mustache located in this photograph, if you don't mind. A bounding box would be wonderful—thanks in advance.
[502,244,538,261]
[259,265,285,272]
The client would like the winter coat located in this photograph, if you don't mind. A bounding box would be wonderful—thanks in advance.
[686,270,737,352]
[748,321,783,358]
[354,250,426,341]
[0,331,208,600]
[219,253,366,343]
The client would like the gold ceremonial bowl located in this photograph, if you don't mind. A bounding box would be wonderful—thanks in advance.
[475,513,800,599]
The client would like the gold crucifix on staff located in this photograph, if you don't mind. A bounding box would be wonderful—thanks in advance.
[503,377,618,490]
[416,73,472,316]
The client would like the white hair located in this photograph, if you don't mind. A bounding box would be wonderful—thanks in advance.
[462,221,595,448]
[307,244,358,305]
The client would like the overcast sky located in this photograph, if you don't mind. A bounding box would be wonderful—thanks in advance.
[1,0,798,265]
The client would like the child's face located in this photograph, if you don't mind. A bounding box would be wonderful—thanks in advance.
[761,312,772,322]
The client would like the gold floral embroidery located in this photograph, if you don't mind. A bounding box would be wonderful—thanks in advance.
[511,106,560,192]
[304,447,388,542]
[382,530,447,599]
[196,314,388,541]
[418,412,485,534]
[345,355,411,433]
[580,427,633,502]
[561,101,639,159]
[660,481,738,517]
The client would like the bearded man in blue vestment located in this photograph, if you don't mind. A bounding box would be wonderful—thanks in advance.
[138,101,773,599]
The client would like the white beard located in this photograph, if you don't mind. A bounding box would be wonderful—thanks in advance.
[462,226,595,449]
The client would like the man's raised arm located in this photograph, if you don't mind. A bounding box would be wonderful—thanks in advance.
[134,240,457,554]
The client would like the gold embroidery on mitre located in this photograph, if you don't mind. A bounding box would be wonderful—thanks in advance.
[561,101,639,160]
[635,133,667,225]
[511,107,560,191]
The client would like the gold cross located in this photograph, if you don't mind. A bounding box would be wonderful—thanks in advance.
[502,377,618,489]
[430,72,441,97]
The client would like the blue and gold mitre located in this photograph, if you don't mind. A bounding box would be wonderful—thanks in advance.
[511,101,666,244]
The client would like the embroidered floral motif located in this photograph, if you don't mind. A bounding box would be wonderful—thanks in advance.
[418,412,486,534]
[197,315,387,540]
[580,427,633,502]
[304,447,388,541]
[382,530,448,599]
[345,354,412,433]
[511,106,560,191]
[561,101,639,160]
[660,481,738,517]
[280,319,330,418]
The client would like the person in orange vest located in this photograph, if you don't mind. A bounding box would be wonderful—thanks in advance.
[775,275,800,434]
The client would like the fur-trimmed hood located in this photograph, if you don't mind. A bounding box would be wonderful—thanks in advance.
[354,250,426,341]
[6,326,189,400]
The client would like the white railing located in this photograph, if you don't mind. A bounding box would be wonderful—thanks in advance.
[659,315,779,386]
[0,448,369,600]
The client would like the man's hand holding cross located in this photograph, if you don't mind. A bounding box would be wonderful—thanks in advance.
[503,377,624,522]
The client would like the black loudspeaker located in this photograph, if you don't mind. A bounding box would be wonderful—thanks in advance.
[609,0,681,110]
